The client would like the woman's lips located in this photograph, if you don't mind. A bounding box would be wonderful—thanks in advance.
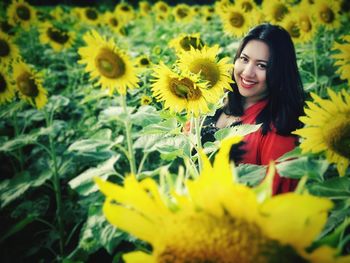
[240,77,257,89]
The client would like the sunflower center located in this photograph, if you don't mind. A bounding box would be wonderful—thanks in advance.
[155,212,307,263]
[0,21,14,35]
[273,4,289,22]
[169,77,202,100]
[47,27,69,44]
[177,8,189,18]
[0,39,10,57]
[121,5,130,12]
[324,114,350,159]
[320,7,335,23]
[16,5,31,21]
[180,36,204,51]
[86,8,98,20]
[229,12,244,28]
[288,22,300,38]
[0,73,6,93]
[242,2,253,12]
[17,72,39,97]
[300,17,312,32]
[110,18,118,27]
[95,48,126,79]
[140,58,150,66]
[189,59,220,88]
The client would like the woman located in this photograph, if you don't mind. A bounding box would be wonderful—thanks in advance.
[201,23,305,195]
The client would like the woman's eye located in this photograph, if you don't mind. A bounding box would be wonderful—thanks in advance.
[258,63,267,69]
[240,56,248,62]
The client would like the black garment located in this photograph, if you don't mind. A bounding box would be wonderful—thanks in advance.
[201,109,246,163]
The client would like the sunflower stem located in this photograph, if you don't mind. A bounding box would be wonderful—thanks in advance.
[194,116,203,173]
[312,38,319,92]
[121,94,137,176]
[12,111,24,172]
[44,109,64,259]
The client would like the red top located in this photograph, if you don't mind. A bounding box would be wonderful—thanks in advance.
[238,99,298,195]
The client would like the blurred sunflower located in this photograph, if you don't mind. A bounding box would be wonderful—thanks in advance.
[7,0,36,30]
[13,61,47,109]
[95,136,348,263]
[282,14,303,44]
[140,94,152,105]
[0,20,16,36]
[295,4,317,43]
[0,67,16,105]
[114,3,135,24]
[0,32,19,67]
[235,0,257,13]
[294,89,350,176]
[81,7,100,25]
[169,33,204,53]
[262,0,290,24]
[136,55,152,68]
[39,22,75,52]
[220,5,251,37]
[78,30,139,95]
[177,45,233,102]
[332,35,350,84]
[153,1,171,17]
[173,4,193,23]
[312,0,341,30]
[151,62,211,116]
[139,1,151,17]
[103,12,122,33]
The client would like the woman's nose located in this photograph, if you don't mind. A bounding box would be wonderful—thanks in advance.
[242,63,255,77]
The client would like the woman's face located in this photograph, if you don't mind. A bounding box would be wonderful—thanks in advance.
[233,39,270,107]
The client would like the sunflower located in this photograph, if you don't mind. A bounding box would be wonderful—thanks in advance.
[95,136,349,263]
[151,62,211,116]
[177,45,233,103]
[39,22,75,52]
[282,14,303,44]
[78,30,139,95]
[294,3,317,44]
[153,1,171,17]
[293,89,350,176]
[139,1,152,17]
[169,33,204,53]
[103,11,123,33]
[235,0,257,13]
[0,19,16,36]
[114,3,135,24]
[7,0,36,30]
[173,4,194,23]
[220,5,252,38]
[312,0,341,30]
[140,94,152,105]
[0,32,19,67]
[136,55,152,68]
[332,35,350,85]
[13,61,47,109]
[80,7,100,25]
[0,66,16,105]
[262,0,290,24]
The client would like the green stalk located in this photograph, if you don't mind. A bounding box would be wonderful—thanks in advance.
[194,116,202,173]
[44,109,64,259]
[12,112,24,171]
[312,38,319,90]
[121,94,136,175]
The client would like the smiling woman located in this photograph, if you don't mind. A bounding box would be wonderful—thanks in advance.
[201,23,305,195]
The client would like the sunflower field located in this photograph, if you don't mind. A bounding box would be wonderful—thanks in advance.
[0,0,350,262]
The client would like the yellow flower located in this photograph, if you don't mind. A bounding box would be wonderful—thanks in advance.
[177,45,233,103]
[220,5,252,38]
[262,0,290,24]
[140,94,152,105]
[39,22,75,52]
[95,136,347,263]
[0,66,16,105]
[13,61,47,109]
[173,4,194,23]
[114,3,135,24]
[136,55,152,68]
[235,0,257,13]
[7,0,36,30]
[169,33,204,53]
[103,11,123,33]
[138,1,152,17]
[151,62,211,116]
[332,35,350,85]
[282,14,303,44]
[312,0,341,30]
[80,7,100,25]
[78,30,139,95]
[294,3,317,43]
[153,1,171,17]
[293,88,350,176]
[0,32,19,67]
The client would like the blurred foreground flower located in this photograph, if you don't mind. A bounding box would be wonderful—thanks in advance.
[95,136,348,263]
[78,30,139,95]
[294,89,350,176]
[13,61,47,109]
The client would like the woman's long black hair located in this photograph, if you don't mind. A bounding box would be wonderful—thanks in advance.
[223,23,305,135]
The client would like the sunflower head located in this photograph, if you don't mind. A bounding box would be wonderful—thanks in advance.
[313,0,341,30]
[39,22,75,51]
[0,67,15,105]
[169,33,204,53]
[140,95,152,105]
[0,32,19,67]
[220,6,251,37]
[173,4,193,22]
[7,0,36,29]
[78,30,139,95]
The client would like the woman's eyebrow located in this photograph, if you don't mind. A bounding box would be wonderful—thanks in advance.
[241,52,268,63]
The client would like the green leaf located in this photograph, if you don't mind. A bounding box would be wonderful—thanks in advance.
[130,105,162,126]
[99,106,135,123]
[140,118,179,135]
[276,157,329,181]
[236,163,266,186]
[0,134,38,152]
[68,139,111,153]
[308,177,350,199]
[214,124,261,140]
[69,155,120,196]
[0,214,36,243]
